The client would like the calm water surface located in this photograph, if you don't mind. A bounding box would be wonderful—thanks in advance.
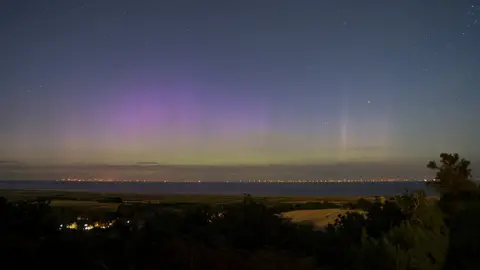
[0,180,435,196]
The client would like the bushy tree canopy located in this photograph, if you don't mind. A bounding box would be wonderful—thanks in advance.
[427,153,477,195]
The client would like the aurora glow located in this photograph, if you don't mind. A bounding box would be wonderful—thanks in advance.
[0,0,479,175]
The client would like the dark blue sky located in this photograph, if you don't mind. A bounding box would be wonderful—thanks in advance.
[0,0,479,171]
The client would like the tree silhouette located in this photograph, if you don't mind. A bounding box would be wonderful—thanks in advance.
[353,191,448,270]
[427,153,477,196]
[444,200,480,270]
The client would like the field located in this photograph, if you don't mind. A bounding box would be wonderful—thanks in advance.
[0,189,384,228]
[282,209,365,228]
[49,200,121,212]
[1,188,429,229]
[0,189,374,205]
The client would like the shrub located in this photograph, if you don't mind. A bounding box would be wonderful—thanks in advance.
[354,201,448,270]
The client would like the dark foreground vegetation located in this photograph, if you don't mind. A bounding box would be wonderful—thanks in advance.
[1,153,479,270]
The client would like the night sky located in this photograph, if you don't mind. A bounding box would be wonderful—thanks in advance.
[1,0,479,169]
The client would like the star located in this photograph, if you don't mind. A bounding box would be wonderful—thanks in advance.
[367,100,371,104]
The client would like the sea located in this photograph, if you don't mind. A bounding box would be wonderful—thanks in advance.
[0,180,436,197]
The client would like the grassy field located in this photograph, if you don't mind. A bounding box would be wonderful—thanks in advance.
[282,209,365,228]
[49,200,120,212]
[0,189,374,226]
[0,189,437,230]
[0,189,374,205]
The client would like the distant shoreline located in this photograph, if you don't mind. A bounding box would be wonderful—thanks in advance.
[1,179,429,183]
